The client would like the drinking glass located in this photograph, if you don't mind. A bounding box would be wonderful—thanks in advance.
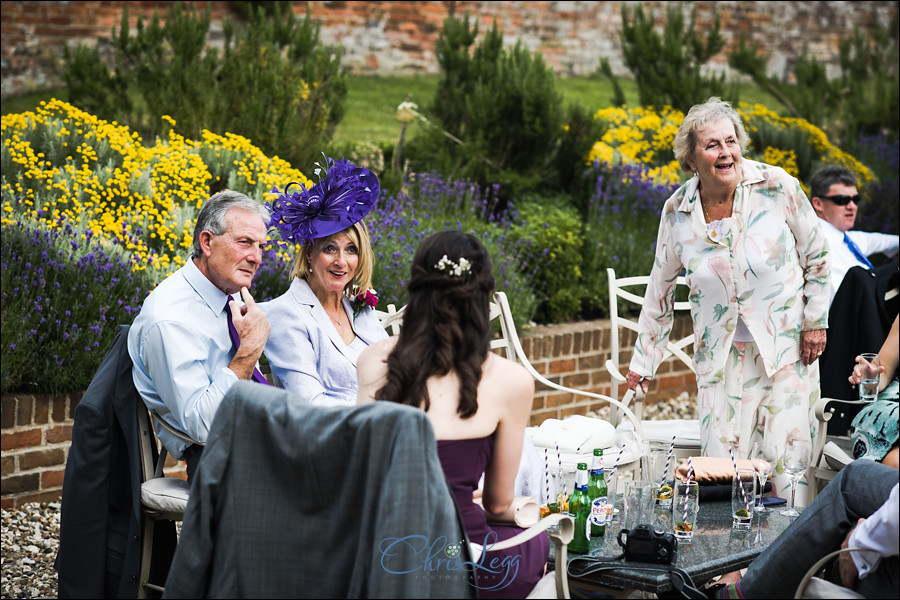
[642,443,674,507]
[858,353,881,402]
[623,480,659,531]
[672,481,700,540]
[780,441,811,517]
[731,467,755,528]
[750,441,776,513]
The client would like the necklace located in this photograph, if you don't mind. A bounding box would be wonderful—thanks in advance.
[325,308,344,327]
[700,195,733,223]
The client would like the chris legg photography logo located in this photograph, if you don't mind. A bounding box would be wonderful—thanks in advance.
[378,533,522,592]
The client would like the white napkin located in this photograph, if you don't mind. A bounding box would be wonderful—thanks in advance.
[528,415,616,454]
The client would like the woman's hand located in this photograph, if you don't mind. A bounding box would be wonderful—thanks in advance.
[800,328,827,366]
[626,370,650,393]
[848,355,886,385]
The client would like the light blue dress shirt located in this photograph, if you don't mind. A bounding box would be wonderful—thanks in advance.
[262,278,389,406]
[128,259,240,458]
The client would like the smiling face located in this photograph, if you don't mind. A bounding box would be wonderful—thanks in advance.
[306,232,359,299]
[812,182,859,232]
[688,118,743,192]
[198,208,268,294]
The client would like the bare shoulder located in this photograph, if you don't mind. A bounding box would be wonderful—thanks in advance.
[484,353,534,406]
[357,337,398,377]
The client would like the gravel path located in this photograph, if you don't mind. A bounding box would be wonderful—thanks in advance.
[1,394,697,598]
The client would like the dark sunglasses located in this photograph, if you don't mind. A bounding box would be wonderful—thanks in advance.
[819,194,861,206]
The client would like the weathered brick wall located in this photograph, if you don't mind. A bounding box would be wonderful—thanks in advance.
[1,317,694,508]
[2,1,897,98]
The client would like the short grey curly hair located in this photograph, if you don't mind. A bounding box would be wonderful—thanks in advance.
[673,97,749,173]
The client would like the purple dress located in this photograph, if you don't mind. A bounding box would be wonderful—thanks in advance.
[437,435,550,599]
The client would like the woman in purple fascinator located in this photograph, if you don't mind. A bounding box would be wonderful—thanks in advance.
[261,157,389,406]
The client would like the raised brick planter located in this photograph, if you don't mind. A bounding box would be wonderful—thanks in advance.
[1,317,694,508]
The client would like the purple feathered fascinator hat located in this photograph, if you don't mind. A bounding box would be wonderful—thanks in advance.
[267,156,380,245]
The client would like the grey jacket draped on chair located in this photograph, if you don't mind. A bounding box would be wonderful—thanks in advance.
[164,381,476,599]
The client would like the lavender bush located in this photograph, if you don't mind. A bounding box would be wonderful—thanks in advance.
[582,162,679,317]
[851,132,899,237]
[364,171,537,326]
[1,219,154,393]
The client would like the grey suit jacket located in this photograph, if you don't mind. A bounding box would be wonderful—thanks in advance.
[164,382,476,599]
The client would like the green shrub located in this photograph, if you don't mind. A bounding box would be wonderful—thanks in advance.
[62,2,346,172]
[729,13,899,145]
[413,14,563,204]
[612,3,732,112]
[510,197,584,324]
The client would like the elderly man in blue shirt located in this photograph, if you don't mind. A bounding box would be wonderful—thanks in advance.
[128,190,272,479]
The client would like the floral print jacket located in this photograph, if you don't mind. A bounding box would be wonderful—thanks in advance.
[630,159,831,387]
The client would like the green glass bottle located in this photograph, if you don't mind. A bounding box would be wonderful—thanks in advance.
[567,462,591,553]
[588,448,608,536]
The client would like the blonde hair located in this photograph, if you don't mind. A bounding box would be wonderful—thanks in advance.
[673,97,749,173]
[290,220,375,294]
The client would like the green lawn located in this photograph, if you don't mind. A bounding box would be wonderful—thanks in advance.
[3,75,785,148]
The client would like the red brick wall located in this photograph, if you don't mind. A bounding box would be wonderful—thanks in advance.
[2,1,897,98]
[0,317,694,508]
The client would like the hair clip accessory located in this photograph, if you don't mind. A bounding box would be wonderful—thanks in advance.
[435,255,471,277]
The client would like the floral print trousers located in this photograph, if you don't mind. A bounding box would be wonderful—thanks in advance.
[698,340,819,507]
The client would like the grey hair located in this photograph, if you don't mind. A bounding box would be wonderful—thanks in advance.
[809,165,858,199]
[190,191,270,259]
[673,97,750,173]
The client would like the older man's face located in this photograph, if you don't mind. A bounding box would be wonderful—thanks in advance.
[815,182,859,233]
[202,208,268,294]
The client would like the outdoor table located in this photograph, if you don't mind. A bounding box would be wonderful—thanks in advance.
[550,498,796,597]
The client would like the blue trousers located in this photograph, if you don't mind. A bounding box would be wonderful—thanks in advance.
[740,459,898,598]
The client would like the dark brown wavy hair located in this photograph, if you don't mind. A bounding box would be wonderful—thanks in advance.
[376,231,495,418]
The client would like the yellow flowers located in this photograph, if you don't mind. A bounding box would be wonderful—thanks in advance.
[588,105,684,186]
[2,100,309,283]
[587,102,875,191]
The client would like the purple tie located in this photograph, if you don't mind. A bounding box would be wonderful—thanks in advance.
[225,297,271,385]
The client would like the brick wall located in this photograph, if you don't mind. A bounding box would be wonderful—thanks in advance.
[2,1,897,98]
[1,317,694,508]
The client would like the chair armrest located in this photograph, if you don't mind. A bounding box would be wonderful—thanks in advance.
[794,547,870,599]
[469,514,574,598]
[150,412,205,448]
[605,359,626,382]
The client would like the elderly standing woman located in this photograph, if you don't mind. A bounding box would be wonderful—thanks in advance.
[262,157,388,406]
[626,97,831,504]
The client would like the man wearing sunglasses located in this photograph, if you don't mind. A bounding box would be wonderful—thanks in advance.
[811,165,899,434]
[810,165,898,304]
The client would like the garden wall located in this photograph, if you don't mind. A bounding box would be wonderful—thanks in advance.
[2,0,897,98]
[0,316,695,508]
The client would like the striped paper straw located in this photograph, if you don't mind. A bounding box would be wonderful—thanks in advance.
[682,456,694,525]
[609,446,624,477]
[729,447,750,507]
[556,442,566,497]
[544,448,550,504]
[661,435,676,488]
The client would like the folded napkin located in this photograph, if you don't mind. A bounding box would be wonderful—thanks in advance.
[674,456,770,483]
[528,415,616,454]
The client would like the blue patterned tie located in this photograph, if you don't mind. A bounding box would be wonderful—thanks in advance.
[843,233,874,269]
[225,297,271,385]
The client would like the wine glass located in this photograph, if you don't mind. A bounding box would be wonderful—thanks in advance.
[780,440,811,517]
[750,441,776,513]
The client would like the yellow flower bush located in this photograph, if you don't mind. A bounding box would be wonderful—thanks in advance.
[587,106,685,186]
[2,99,309,282]
[585,102,875,192]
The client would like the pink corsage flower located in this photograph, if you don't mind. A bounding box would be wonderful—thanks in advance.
[351,288,378,320]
